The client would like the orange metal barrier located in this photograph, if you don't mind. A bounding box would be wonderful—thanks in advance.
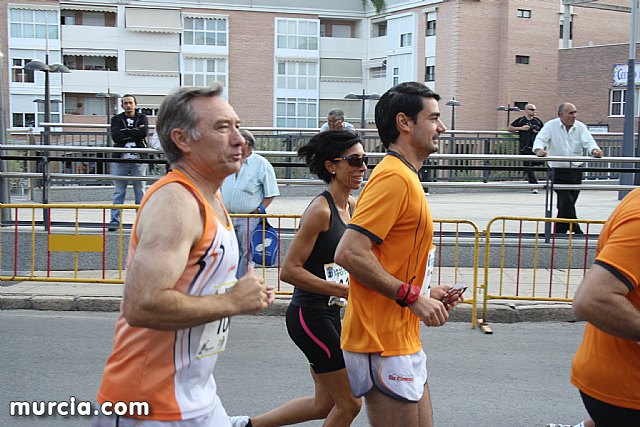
[480,216,606,329]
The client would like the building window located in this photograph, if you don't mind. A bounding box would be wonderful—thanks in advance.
[61,10,116,27]
[12,113,36,128]
[9,8,58,39]
[393,67,400,86]
[372,21,387,37]
[400,32,413,47]
[559,20,573,39]
[11,59,35,83]
[276,19,319,50]
[63,56,118,71]
[183,17,227,47]
[370,66,386,79]
[513,102,527,111]
[276,98,318,128]
[37,101,61,125]
[183,58,227,87]
[515,55,530,64]
[319,20,355,38]
[277,61,318,90]
[425,65,435,82]
[139,108,159,117]
[425,12,436,37]
[610,89,625,116]
[517,9,531,19]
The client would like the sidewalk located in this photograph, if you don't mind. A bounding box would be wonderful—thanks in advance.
[1,188,618,321]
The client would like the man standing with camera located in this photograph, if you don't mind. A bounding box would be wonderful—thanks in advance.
[508,103,544,193]
[108,94,148,231]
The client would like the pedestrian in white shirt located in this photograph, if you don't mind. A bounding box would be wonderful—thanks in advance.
[533,102,603,234]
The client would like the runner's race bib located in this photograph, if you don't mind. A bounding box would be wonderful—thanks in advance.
[196,280,236,359]
[325,262,349,307]
[420,245,436,297]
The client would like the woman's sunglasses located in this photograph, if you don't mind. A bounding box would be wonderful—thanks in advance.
[332,155,368,167]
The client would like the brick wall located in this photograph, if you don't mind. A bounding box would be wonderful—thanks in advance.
[559,44,638,133]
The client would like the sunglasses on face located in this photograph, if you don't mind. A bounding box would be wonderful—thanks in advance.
[332,155,368,167]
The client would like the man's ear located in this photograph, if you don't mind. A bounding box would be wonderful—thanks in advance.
[396,112,411,133]
[171,128,191,154]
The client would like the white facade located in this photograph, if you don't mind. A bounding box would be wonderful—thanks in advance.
[6,0,442,130]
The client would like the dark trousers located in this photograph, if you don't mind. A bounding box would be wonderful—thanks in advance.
[520,146,538,184]
[553,168,582,233]
[523,159,538,184]
[580,390,640,427]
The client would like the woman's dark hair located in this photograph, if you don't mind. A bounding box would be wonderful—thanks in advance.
[298,130,362,184]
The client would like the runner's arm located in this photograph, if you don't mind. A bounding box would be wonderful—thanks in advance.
[281,197,349,297]
[573,263,640,341]
[122,184,269,330]
[335,229,448,326]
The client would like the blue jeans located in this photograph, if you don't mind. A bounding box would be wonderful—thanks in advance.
[232,216,261,279]
[111,161,145,223]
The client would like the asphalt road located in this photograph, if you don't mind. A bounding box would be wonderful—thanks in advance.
[0,311,591,426]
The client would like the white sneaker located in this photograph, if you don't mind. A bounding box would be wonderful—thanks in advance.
[545,424,571,427]
[229,415,250,427]
[531,189,539,194]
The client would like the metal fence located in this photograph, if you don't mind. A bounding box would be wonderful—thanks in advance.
[2,127,629,194]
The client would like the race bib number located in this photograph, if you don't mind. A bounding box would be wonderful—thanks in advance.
[324,262,349,285]
[196,280,236,359]
[325,262,349,307]
[421,246,436,297]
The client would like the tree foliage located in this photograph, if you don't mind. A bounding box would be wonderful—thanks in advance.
[362,0,385,14]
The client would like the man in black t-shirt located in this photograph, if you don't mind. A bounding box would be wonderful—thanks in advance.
[108,94,148,230]
[508,104,544,193]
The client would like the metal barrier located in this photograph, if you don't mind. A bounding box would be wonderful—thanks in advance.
[1,203,486,327]
[0,204,304,293]
[432,219,481,328]
[480,216,606,330]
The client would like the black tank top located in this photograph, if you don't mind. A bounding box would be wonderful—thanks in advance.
[291,191,350,308]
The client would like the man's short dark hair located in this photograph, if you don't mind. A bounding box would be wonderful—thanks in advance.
[375,82,440,149]
[121,94,137,104]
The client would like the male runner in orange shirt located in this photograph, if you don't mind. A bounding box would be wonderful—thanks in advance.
[335,82,462,427]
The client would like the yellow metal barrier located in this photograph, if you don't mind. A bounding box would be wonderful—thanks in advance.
[2,204,483,326]
[0,204,302,292]
[480,216,606,329]
[432,219,481,328]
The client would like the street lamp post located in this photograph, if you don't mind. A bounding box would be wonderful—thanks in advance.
[497,104,521,127]
[24,56,71,143]
[345,89,381,129]
[445,98,461,130]
[24,56,70,228]
[0,51,10,222]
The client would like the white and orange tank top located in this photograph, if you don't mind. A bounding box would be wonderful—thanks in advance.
[96,169,239,421]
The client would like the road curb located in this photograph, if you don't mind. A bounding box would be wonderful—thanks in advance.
[0,294,578,323]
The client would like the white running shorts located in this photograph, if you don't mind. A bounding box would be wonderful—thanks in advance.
[342,349,428,402]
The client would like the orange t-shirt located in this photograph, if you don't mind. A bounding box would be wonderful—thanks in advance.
[571,188,640,410]
[341,155,433,356]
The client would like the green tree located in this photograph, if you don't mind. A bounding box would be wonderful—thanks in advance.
[363,0,385,14]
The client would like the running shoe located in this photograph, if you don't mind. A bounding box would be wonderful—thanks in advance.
[229,415,250,427]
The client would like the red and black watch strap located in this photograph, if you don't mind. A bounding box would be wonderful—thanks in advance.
[396,283,420,307]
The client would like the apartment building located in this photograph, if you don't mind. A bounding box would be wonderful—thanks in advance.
[1,0,630,133]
